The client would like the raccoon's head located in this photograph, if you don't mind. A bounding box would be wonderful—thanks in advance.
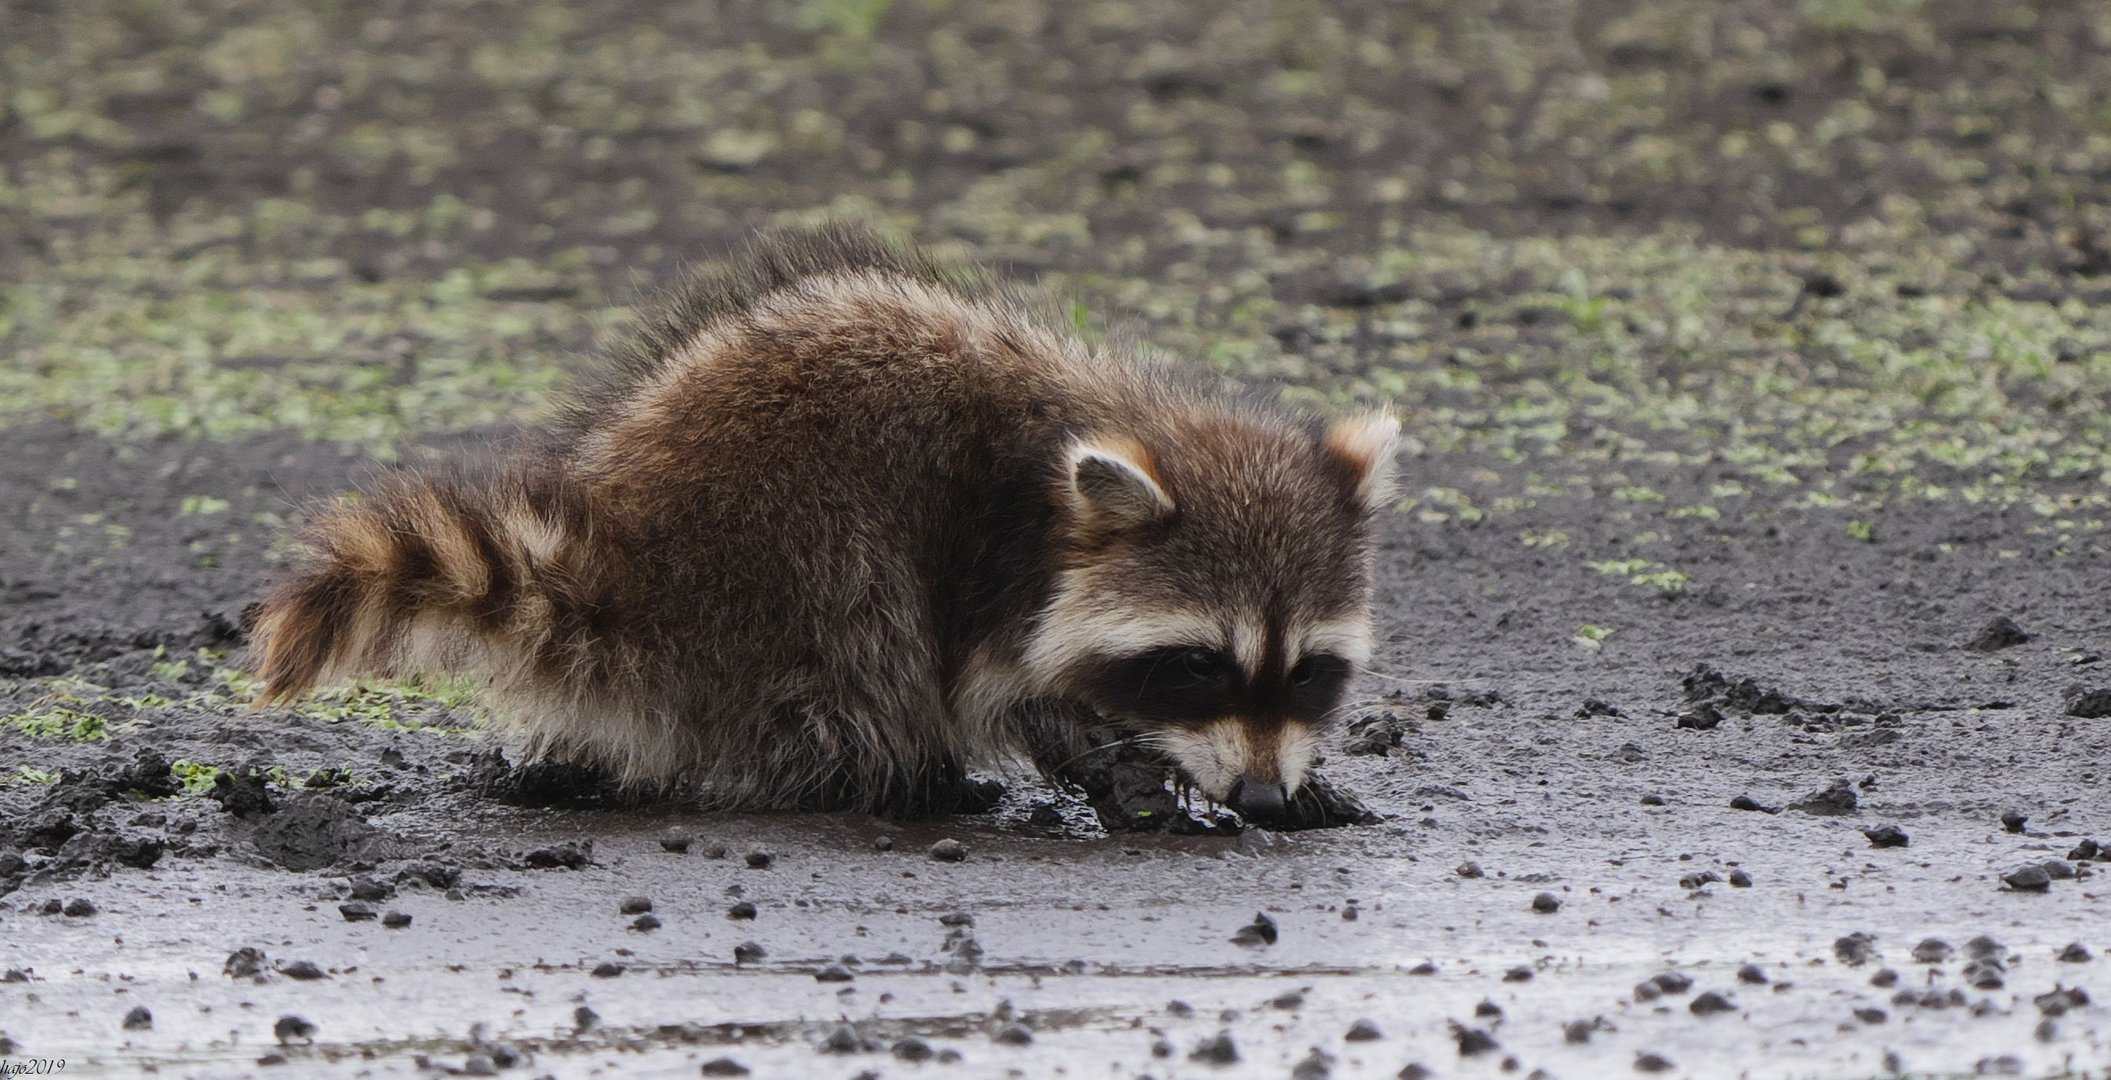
[1025,409,1399,822]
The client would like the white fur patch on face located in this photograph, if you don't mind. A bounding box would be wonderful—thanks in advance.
[1228,615,1266,676]
[1146,720,1246,803]
[1145,719,1321,803]
[1023,575,1226,683]
[1276,721,1320,793]
[1289,614,1375,668]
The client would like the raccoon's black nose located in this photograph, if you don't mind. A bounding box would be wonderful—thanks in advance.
[1227,776,1287,821]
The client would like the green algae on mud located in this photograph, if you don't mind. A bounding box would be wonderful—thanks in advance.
[5,0,2111,513]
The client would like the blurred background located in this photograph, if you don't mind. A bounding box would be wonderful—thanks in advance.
[7,0,2110,511]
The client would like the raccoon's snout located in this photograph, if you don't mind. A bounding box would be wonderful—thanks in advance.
[1226,775,1288,821]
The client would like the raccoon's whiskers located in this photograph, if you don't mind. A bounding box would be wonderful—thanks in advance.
[1312,696,1395,727]
[1051,733,1148,774]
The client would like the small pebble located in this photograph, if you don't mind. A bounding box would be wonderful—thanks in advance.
[590,962,623,978]
[815,964,854,983]
[1728,868,1753,887]
[1854,1007,1887,1024]
[1230,912,1279,947]
[891,1038,934,1062]
[727,901,757,920]
[2001,811,2029,833]
[2057,942,2093,963]
[818,1024,864,1054]
[1474,999,1503,1018]
[1502,966,1534,983]
[1689,991,1735,1016]
[993,1023,1033,1045]
[620,896,653,914]
[2042,860,2077,880]
[382,911,412,929]
[1455,861,1484,878]
[1737,963,1769,985]
[939,911,975,927]
[339,902,377,922]
[744,849,773,869]
[1633,981,1662,1002]
[62,898,96,917]
[1870,968,1900,988]
[1400,1066,1433,1080]
[1863,825,1909,849]
[1635,1051,1675,1073]
[348,877,392,901]
[1912,938,1953,963]
[1531,892,1561,913]
[1834,932,1879,966]
[1190,1030,1239,1065]
[1452,1024,1498,1056]
[1730,795,1780,814]
[1291,1048,1335,1080]
[1640,793,1665,806]
[278,961,327,981]
[699,1057,750,1076]
[929,838,969,862]
[1345,1018,1383,1041]
[872,835,895,851]
[658,836,691,854]
[1167,1000,1195,1017]
[1652,971,1693,994]
[2003,865,2053,892]
[632,914,661,932]
[122,1005,153,1030]
[734,942,766,964]
[573,1006,598,1031]
[273,1015,315,1043]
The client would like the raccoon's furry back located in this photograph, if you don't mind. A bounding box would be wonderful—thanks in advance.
[252,226,1129,809]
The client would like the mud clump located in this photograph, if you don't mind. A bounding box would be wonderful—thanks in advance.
[1792,779,1858,816]
[522,840,592,870]
[1682,664,1813,714]
[246,795,392,871]
[2062,686,2111,719]
[470,752,633,809]
[209,771,275,819]
[1967,616,2031,652]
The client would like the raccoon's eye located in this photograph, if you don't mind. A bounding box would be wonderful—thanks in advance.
[1180,647,1232,682]
[1288,654,1347,687]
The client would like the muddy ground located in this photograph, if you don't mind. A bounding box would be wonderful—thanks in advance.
[5,1,2111,1077]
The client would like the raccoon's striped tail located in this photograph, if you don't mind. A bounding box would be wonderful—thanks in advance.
[249,462,621,706]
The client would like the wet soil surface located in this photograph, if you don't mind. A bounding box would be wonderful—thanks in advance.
[6,0,2111,1075]
[3,418,2107,1078]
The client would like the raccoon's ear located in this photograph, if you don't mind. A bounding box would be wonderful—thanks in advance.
[1066,436,1173,530]
[1323,411,1401,513]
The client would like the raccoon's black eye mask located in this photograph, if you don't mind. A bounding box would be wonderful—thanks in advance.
[1079,646,1354,727]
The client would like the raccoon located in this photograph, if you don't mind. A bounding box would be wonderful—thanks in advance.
[250,225,1398,828]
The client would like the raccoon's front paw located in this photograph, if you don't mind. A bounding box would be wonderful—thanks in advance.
[1261,772,1379,830]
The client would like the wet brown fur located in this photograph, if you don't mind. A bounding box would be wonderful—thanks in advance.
[250,225,1396,812]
